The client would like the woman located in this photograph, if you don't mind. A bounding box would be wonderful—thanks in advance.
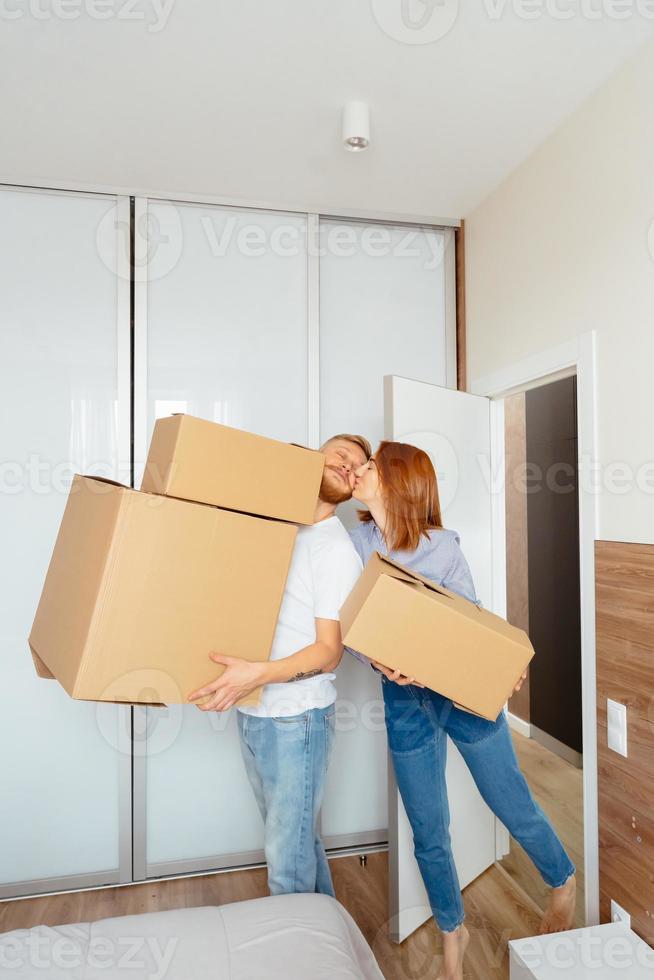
[349,441,576,980]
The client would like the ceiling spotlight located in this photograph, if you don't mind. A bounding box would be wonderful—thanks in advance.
[342,101,370,152]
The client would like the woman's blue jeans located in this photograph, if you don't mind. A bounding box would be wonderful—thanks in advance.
[382,676,576,933]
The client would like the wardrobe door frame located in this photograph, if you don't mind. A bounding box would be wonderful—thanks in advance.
[0,185,133,899]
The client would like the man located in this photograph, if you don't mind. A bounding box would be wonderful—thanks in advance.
[188,433,371,898]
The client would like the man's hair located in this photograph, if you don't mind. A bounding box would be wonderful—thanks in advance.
[320,433,372,460]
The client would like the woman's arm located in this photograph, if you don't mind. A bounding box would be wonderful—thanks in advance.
[442,537,480,605]
[187,618,343,712]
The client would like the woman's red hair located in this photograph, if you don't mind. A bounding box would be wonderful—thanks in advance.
[359,441,443,552]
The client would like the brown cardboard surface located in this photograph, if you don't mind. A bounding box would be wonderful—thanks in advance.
[341,552,535,721]
[141,414,325,525]
[29,475,297,706]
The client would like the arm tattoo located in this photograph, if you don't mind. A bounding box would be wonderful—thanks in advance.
[289,668,323,683]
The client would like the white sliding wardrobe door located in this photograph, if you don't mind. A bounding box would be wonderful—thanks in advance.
[0,188,130,894]
[136,201,308,872]
[319,221,454,842]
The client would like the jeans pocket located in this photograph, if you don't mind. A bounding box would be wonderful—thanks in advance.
[271,711,309,731]
[448,707,503,744]
[406,683,424,704]
[384,695,432,756]
[324,710,336,771]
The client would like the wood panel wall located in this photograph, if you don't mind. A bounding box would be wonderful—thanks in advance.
[596,540,654,942]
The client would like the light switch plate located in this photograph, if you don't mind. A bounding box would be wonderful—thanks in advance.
[611,899,631,928]
[607,698,628,757]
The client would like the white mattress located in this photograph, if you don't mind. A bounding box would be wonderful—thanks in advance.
[0,892,386,979]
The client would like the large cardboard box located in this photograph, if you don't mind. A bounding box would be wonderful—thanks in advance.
[141,414,325,525]
[340,552,535,721]
[29,475,297,706]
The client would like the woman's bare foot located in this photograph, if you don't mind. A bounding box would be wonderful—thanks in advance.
[438,923,470,980]
[540,875,576,934]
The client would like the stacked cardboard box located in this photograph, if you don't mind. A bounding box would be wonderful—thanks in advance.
[29,416,325,707]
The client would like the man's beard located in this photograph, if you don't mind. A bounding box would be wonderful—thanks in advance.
[319,468,352,505]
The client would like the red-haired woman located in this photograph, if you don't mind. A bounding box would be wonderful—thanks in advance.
[349,441,576,980]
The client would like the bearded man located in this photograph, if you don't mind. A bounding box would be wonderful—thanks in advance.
[188,433,370,897]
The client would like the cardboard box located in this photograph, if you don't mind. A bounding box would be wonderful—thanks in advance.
[141,414,325,525]
[29,475,297,706]
[340,552,535,721]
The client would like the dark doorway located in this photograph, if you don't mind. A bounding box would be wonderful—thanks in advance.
[526,376,582,755]
[501,374,584,928]
[505,375,583,763]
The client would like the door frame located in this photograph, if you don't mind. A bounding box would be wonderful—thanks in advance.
[470,330,599,926]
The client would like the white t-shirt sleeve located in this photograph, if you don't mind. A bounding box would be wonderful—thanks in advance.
[312,538,363,621]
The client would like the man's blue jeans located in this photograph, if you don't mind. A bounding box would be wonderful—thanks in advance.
[382,676,576,933]
[237,705,336,897]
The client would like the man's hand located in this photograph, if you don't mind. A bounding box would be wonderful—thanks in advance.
[187,653,267,712]
[372,661,424,688]
[513,670,528,694]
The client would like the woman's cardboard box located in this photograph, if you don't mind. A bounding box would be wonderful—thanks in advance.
[340,552,535,721]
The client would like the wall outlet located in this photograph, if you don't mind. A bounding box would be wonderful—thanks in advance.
[607,698,628,757]
[611,899,631,928]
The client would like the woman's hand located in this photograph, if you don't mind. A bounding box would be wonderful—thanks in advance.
[372,661,424,688]
[513,670,528,694]
[187,652,268,711]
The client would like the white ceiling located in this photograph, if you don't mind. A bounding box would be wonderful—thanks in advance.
[1,0,652,220]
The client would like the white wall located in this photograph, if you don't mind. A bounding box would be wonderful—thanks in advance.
[465,37,654,545]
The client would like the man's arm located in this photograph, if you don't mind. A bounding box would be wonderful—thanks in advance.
[187,618,343,712]
[266,618,343,681]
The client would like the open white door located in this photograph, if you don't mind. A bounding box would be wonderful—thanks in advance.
[384,375,508,943]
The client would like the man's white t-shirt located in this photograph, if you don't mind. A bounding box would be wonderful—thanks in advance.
[238,515,362,718]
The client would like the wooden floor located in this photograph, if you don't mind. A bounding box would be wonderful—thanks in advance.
[0,731,583,979]
[500,731,585,931]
